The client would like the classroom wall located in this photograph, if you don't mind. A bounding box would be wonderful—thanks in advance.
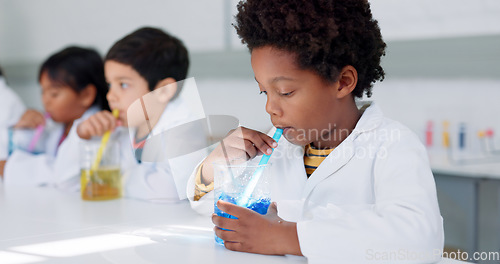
[2,0,500,63]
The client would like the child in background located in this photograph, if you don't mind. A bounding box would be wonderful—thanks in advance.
[1,47,109,188]
[77,27,205,202]
[188,0,444,263]
[0,67,26,172]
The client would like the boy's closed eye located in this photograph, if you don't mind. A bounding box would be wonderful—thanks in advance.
[259,90,294,96]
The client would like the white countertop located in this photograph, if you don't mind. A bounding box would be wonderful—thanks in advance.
[429,152,500,180]
[0,184,471,264]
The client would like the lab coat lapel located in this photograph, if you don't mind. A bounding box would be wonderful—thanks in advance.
[301,138,355,199]
[300,103,383,199]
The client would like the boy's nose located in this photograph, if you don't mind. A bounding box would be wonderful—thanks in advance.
[265,97,283,117]
[41,95,50,108]
[106,88,117,104]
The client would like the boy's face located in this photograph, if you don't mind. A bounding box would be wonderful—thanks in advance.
[105,60,150,127]
[251,46,344,147]
[40,71,87,124]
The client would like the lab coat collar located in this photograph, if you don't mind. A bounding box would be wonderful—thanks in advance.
[301,102,383,200]
[352,102,384,136]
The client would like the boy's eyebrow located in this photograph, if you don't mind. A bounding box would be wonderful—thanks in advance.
[254,76,296,84]
[116,77,133,81]
[107,76,133,81]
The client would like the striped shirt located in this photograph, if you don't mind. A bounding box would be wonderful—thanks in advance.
[304,144,335,177]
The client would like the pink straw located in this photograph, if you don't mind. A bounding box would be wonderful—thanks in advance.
[27,113,50,152]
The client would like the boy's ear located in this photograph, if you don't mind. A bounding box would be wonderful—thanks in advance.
[154,77,177,103]
[79,84,97,108]
[335,65,358,99]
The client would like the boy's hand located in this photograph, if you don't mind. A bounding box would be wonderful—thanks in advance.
[201,126,278,184]
[77,110,119,140]
[212,201,302,256]
[14,109,45,129]
[0,160,6,178]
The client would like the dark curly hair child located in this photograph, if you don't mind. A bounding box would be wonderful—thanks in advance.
[196,1,443,263]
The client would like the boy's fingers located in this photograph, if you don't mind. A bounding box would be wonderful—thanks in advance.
[243,139,258,159]
[33,113,45,126]
[212,214,240,231]
[213,227,240,243]
[217,200,254,219]
[83,122,96,138]
[101,112,116,131]
[270,202,278,212]
[28,119,39,128]
[259,132,278,148]
[88,116,104,136]
[224,241,244,252]
[217,145,249,162]
[224,139,257,159]
[77,124,91,140]
[105,111,118,130]
[239,132,272,155]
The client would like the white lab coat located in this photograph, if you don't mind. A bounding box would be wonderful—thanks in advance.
[0,77,26,160]
[4,106,100,187]
[187,103,444,264]
[79,97,207,202]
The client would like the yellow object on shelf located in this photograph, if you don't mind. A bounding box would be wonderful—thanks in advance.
[442,121,450,148]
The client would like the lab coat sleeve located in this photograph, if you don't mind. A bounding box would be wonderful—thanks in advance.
[186,160,215,215]
[4,124,83,191]
[123,132,208,202]
[124,160,180,202]
[296,135,444,264]
[4,150,56,186]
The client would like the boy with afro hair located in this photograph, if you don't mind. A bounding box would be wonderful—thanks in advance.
[188,1,444,263]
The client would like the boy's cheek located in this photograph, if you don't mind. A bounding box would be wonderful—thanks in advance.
[125,100,146,127]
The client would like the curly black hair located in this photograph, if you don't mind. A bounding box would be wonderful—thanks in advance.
[234,0,386,98]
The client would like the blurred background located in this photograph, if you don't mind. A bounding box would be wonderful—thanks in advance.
[1,0,499,261]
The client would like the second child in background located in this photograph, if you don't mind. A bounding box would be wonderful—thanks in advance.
[1,47,110,187]
[77,27,206,202]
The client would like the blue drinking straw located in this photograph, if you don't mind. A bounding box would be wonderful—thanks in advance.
[237,128,283,207]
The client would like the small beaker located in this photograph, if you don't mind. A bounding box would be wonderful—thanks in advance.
[80,136,122,201]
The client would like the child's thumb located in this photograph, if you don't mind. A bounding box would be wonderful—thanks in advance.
[270,202,278,212]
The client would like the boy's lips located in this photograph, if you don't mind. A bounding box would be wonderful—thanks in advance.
[276,126,293,134]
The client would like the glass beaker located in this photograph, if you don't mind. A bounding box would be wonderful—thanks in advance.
[80,136,122,201]
[213,161,272,245]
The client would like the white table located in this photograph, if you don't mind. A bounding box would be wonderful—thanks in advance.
[0,184,471,264]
